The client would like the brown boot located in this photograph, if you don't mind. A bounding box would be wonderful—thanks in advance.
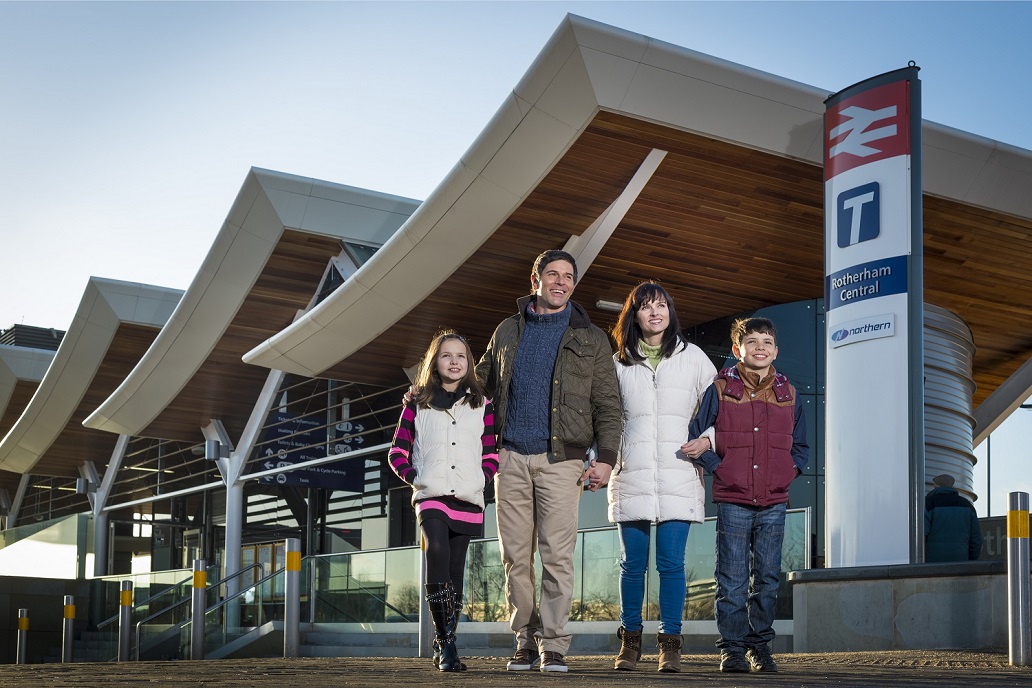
[657,633,682,673]
[614,626,643,670]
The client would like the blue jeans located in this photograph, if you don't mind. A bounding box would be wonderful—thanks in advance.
[714,502,786,651]
[617,520,690,635]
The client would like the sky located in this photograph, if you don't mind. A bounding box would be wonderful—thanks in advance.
[1,1,1030,516]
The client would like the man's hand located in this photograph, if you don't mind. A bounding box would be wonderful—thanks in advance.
[580,461,613,492]
[680,437,711,460]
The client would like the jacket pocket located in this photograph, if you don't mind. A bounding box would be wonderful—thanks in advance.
[558,390,593,447]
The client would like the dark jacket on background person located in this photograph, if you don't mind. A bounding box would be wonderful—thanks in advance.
[475,294,622,466]
[925,486,982,562]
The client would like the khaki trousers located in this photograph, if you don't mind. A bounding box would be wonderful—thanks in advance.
[495,448,583,655]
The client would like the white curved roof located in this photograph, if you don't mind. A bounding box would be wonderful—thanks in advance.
[0,278,182,474]
[0,345,54,422]
[242,13,1032,378]
[83,167,417,437]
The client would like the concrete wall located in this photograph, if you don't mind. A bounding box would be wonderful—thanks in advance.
[791,561,1007,652]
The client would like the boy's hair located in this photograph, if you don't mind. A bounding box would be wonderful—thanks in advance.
[613,281,685,365]
[731,317,777,349]
[413,329,485,409]
[531,249,579,286]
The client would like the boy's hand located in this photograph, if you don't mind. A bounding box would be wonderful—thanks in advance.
[680,437,711,460]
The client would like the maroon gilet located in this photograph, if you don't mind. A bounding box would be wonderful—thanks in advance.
[711,364,797,507]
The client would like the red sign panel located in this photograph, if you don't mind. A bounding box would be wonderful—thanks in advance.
[824,79,911,180]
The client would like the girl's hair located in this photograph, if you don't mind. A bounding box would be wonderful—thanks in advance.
[613,281,684,366]
[412,329,485,409]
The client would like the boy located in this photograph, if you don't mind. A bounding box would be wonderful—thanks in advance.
[681,317,808,673]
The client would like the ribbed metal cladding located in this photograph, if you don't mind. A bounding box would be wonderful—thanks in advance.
[924,303,977,501]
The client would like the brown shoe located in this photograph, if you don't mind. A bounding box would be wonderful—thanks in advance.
[614,626,643,670]
[657,633,682,673]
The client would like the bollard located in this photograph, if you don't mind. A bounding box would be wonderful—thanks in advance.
[284,538,301,658]
[117,581,133,661]
[62,595,75,663]
[190,559,207,660]
[16,608,28,664]
[417,533,431,658]
[1008,491,1031,666]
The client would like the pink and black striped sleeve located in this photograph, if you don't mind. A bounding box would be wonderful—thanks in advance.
[481,398,499,484]
[388,402,418,485]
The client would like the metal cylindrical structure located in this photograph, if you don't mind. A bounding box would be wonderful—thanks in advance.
[284,538,301,658]
[16,608,28,664]
[190,559,207,660]
[923,304,977,499]
[62,595,75,663]
[1008,492,1031,666]
[117,581,132,662]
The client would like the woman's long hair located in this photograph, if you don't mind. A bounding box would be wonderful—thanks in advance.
[612,281,684,366]
[412,329,485,408]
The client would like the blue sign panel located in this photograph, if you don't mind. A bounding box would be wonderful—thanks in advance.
[257,411,364,492]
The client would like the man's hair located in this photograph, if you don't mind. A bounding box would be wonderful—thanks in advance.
[532,249,579,285]
[731,317,777,349]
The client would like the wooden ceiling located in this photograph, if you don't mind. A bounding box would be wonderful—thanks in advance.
[138,229,345,443]
[32,323,161,479]
[319,111,1032,410]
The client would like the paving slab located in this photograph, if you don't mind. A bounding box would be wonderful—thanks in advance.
[0,652,1029,687]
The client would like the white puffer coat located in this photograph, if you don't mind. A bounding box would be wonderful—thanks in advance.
[607,340,716,524]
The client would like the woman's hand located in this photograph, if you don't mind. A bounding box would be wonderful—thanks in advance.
[680,437,710,460]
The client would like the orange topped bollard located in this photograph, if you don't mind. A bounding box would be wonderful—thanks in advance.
[1008,491,1030,666]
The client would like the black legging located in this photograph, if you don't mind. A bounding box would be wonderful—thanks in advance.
[422,519,471,594]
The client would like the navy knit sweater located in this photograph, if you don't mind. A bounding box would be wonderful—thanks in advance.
[502,302,571,454]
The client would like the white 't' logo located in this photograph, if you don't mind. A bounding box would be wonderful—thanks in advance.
[829,105,897,158]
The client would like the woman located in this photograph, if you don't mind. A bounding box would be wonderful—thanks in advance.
[607,281,716,673]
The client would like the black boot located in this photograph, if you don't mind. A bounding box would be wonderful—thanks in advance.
[425,583,462,672]
[431,590,466,670]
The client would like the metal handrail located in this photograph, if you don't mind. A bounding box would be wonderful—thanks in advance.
[95,566,217,631]
[128,563,264,661]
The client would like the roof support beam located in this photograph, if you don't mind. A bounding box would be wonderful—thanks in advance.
[563,148,667,275]
[973,354,1032,446]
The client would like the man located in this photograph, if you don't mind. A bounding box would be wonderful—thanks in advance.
[925,474,982,562]
[476,249,622,673]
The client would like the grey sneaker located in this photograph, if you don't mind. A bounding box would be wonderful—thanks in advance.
[747,645,779,672]
[540,651,569,673]
[506,647,540,671]
[719,649,750,673]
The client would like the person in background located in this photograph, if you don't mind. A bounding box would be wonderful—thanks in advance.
[681,317,808,674]
[607,281,716,673]
[476,249,622,673]
[388,330,498,672]
[925,473,982,562]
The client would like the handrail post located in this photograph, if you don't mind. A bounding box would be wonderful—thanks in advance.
[16,608,28,664]
[190,559,207,660]
[418,534,431,658]
[62,595,75,663]
[117,582,133,661]
[1008,491,1031,666]
[284,538,301,658]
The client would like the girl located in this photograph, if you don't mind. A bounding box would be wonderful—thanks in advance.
[387,330,498,672]
[607,282,716,673]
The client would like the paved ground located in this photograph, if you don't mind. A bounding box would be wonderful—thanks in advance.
[1,651,1030,688]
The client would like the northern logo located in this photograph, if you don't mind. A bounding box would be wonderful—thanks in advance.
[831,329,850,342]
